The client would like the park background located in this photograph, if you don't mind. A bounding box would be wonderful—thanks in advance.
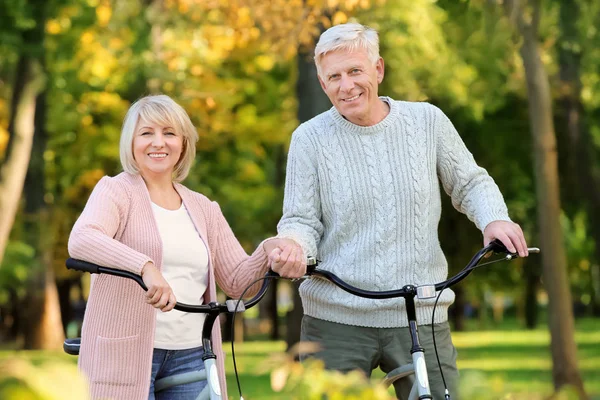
[0,0,599,399]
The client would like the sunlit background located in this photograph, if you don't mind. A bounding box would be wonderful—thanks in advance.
[0,0,599,399]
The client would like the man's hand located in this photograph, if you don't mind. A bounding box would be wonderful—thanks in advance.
[483,220,528,257]
[141,262,176,312]
[263,238,306,279]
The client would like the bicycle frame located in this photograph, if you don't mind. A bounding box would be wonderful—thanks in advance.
[64,258,273,400]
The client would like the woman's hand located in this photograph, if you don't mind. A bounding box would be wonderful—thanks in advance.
[263,238,306,279]
[141,262,176,312]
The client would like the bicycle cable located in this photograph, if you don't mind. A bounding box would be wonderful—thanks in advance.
[230,274,280,400]
[430,253,514,400]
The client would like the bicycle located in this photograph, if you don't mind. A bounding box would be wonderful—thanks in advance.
[63,258,277,400]
[291,239,540,400]
[64,239,538,400]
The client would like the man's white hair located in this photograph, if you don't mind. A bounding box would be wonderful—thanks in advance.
[314,23,380,76]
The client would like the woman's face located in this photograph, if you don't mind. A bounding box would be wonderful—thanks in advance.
[132,119,183,180]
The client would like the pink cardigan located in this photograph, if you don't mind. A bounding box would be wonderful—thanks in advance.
[68,172,270,399]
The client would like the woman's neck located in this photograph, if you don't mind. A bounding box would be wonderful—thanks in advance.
[142,174,182,210]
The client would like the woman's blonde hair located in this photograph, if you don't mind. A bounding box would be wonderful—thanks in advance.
[314,23,380,76]
[119,95,199,182]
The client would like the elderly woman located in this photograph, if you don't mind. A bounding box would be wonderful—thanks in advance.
[68,94,304,400]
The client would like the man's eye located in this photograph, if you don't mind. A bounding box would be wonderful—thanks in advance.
[330,75,340,80]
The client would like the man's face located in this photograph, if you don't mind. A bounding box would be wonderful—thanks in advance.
[318,48,384,126]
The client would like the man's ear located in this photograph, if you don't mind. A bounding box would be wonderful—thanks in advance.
[376,57,385,84]
[318,74,327,92]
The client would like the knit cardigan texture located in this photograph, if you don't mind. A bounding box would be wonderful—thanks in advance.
[278,98,511,328]
[68,172,270,400]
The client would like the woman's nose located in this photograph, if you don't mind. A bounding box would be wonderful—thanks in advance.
[152,133,165,147]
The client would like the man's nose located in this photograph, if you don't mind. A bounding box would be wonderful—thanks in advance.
[339,75,354,92]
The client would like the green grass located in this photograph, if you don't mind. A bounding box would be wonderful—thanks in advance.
[451,323,600,399]
[1,318,599,399]
[223,319,600,400]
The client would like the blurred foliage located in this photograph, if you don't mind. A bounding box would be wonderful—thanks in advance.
[0,357,89,400]
[0,0,598,334]
[0,241,36,307]
[266,353,395,400]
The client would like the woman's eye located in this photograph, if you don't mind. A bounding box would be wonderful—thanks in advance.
[141,132,151,136]
[165,132,176,136]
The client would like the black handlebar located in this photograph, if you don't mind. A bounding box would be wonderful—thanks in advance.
[65,258,273,313]
[66,239,539,312]
[303,239,540,300]
[66,258,100,274]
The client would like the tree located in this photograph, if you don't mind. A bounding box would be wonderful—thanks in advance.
[1,0,66,350]
[503,0,586,397]
[0,1,47,267]
[557,0,600,315]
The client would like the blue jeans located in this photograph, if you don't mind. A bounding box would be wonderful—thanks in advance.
[149,346,207,400]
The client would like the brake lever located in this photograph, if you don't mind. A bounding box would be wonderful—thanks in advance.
[504,247,541,260]
[488,239,540,259]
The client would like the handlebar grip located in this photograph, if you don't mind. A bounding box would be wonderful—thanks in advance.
[488,239,541,256]
[66,258,100,274]
[488,239,508,253]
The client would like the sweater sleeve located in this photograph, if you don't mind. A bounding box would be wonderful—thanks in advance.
[67,176,153,274]
[207,201,270,299]
[433,105,511,231]
[276,126,323,259]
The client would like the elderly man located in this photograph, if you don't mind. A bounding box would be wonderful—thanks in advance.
[271,22,528,399]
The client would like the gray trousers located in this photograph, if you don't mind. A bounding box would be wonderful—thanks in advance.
[300,315,459,399]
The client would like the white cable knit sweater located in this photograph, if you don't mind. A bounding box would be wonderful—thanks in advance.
[277,97,511,328]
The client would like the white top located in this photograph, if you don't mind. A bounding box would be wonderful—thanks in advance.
[277,98,511,328]
[152,202,209,350]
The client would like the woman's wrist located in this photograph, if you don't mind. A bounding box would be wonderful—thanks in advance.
[141,261,154,277]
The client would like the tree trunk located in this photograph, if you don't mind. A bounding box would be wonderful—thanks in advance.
[285,281,303,352]
[505,1,587,397]
[221,302,245,343]
[524,260,539,329]
[57,278,76,336]
[258,279,279,340]
[439,194,478,332]
[450,286,466,331]
[558,0,600,315]
[285,47,331,350]
[23,257,65,349]
[21,86,65,350]
[0,57,45,266]
[268,280,279,340]
[146,0,164,94]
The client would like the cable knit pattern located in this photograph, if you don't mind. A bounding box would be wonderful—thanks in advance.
[278,98,511,328]
[68,172,271,400]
